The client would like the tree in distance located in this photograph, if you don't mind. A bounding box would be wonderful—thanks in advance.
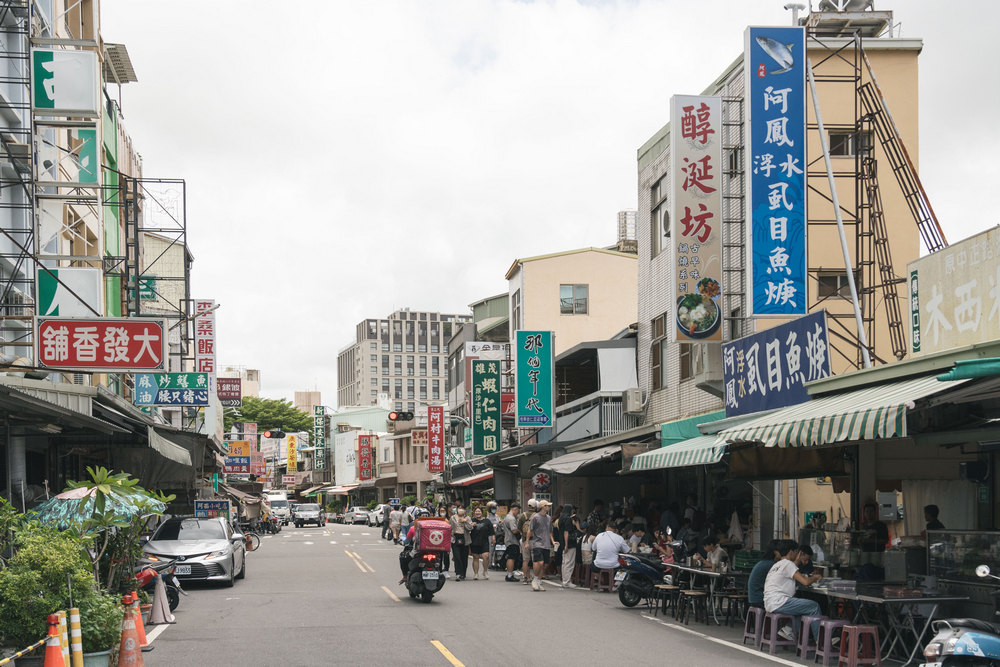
[223,396,312,434]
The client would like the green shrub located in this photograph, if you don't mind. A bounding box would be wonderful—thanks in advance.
[366,500,378,511]
[401,495,417,507]
[79,592,123,653]
[327,501,343,513]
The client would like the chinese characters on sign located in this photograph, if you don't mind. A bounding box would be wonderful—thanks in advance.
[244,422,258,453]
[226,441,251,457]
[281,474,296,486]
[216,377,241,407]
[909,226,1000,356]
[472,360,501,456]
[193,299,216,376]
[746,26,807,317]
[428,405,444,473]
[250,453,265,476]
[287,434,298,472]
[194,499,231,519]
[464,341,510,409]
[313,406,326,471]
[411,429,429,447]
[133,372,210,406]
[223,456,250,474]
[514,331,553,427]
[722,310,830,417]
[35,318,167,371]
[671,95,724,342]
[358,434,374,481]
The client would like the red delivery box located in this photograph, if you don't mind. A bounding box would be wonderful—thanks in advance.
[413,518,451,552]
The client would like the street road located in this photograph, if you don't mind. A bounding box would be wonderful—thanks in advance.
[145,524,804,666]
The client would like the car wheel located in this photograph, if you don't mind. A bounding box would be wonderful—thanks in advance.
[236,554,246,580]
[224,558,235,587]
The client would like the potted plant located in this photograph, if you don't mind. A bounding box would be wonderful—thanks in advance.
[78,592,123,666]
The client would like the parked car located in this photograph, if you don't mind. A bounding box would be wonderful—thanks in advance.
[344,506,370,524]
[293,503,327,528]
[367,504,387,526]
[140,516,246,587]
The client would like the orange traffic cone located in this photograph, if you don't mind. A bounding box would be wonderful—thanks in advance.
[130,591,152,652]
[43,613,64,667]
[117,594,145,667]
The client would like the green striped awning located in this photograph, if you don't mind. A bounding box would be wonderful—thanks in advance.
[716,375,967,449]
[630,435,724,471]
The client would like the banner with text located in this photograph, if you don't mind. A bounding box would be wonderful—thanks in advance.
[193,299,217,376]
[35,318,168,372]
[134,372,210,406]
[428,405,444,472]
[313,406,326,470]
[287,434,297,472]
[358,434,374,481]
[217,377,241,407]
[515,331,554,427]
[746,26,807,317]
[671,95,724,342]
[472,359,502,455]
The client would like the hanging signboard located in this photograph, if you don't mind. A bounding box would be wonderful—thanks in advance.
[194,499,231,519]
[35,317,168,371]
[244,422,258,452]
[36,268,104,316]
[746,26,807,317]
[514,331,554,427]
[223,456,250,474]
[313,406,326,470]
[226,441,251,457]
[250,452,266,476]
[358,434,374,481]
[193,299,216,376]
[216,377,241,407]
[281,474,296,486]
[671,95,724,342]
[134,372,210,406]
[427,405,444,472]
[411,429,428,447]
[908,226,1000,356]
[472,359,502,455]
[31,48,99,117]
[287,434,298,472]
[722,310,831,418]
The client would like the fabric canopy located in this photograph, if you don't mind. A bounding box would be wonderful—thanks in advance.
[661,410,726,446]
[449,471,493,487]
[716,375,968,449]
[629,435,724,471]
[539,445,621,475]
[321,484,359,495]
[147,426,193,466]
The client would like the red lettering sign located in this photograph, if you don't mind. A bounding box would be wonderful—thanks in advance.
[35,318,168,371]
[358,434,374,481]
[427,406,444,473]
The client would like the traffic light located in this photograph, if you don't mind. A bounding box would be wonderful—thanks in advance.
[387,411,413,421]
[263,428,286,439]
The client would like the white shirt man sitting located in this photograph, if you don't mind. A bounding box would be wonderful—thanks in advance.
[592,522,630,570]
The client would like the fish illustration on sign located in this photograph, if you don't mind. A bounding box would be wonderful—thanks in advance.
[756,36,796,74]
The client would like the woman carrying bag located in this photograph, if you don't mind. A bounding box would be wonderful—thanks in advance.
[450,508,474,581]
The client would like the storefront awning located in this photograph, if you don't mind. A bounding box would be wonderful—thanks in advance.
[147,426,193,466]
[539,445,621,475]
[302,485,325,495]
[717,375,969,449]
[321,484,359,495]
[449,471,493,487]
[219,483,261,505]
[629,435,724,471]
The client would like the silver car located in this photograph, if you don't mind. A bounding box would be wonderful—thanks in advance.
[141,516,247,587]
[293,503,327,527]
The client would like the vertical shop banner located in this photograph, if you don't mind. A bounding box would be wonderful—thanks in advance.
[472,360,502,455]
[313,406,326,470]
[514,331,554,427]
[722,310,830,417]
[746,26,807,316]
[671,95,724,342]
[427,405,444,472]
[216,377,241,407]
[244,422,258,452]
[287,434,298,472]
[358,434,374,481]
[250,453,266,476]
[193,299,217,376]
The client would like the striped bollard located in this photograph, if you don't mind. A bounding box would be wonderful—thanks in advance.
[69,607,84,667]
[57,610,69,667]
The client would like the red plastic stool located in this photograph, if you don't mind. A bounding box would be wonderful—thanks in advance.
[761,612,797,654]
[743,605,766,649]
[814,619,850,666]
[838,624,881,667]
[797,614,828,659]
[590,568,612,592]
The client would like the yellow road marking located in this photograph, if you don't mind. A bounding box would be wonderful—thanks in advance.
[430,640,464,667]
[344,550,367,573]
[380,585,400,602]
[349,550,375,572]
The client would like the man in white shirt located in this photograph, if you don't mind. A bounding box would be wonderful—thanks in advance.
[592,523,630,571]
[764,540,823,641]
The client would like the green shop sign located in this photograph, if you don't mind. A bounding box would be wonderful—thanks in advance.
[471,359,501,455]
[515,330,554,427]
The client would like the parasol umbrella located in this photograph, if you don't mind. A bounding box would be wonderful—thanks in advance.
[28,486,166,530]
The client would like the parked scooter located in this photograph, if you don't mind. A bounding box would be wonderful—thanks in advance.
[134,558,186,612]
[399,516,450,603]
[921,565,1000,666]
[615,552,671,607]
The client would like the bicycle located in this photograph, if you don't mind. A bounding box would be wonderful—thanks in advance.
[244,532,261,551]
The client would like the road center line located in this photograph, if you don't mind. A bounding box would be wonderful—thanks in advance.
[430,640,464,667]
[640,615,801,666]
[343,549,367,573]
[380,585,400,602]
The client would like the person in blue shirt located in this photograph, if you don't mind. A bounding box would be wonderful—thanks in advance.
[747,540,780,608]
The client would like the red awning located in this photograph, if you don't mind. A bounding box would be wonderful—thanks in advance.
[449,471,493,487]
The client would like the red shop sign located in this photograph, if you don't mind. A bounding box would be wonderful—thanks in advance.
[35,317,168,371]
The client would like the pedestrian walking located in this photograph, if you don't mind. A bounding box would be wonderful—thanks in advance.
[518,498,537,585]
[399,504,412,539]
[486,501,500,570]
[559,505,582,588]
[502,503,522,581]
[529,500,557,591]
[450,508,474,581]
[389,505,403,543]
[381,503,392,541]
[469,507,493,580]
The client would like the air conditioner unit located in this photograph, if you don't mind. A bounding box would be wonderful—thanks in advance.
[622,388,644,414]
[4,288,34,316]
[692,344,724,398]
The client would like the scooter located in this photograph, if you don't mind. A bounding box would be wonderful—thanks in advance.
[615,553,671,607]
[921,565,1000,666]
[399,517,450,603]
[135,558,186,612]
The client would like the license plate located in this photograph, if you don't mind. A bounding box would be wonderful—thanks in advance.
[614,570,627,581]
[495,545,506,552]
[422,570,439,580]
[174,564,191,575]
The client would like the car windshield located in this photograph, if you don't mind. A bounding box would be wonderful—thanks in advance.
[270,500,288,508]
[298,504,319,511]
[154,519,225,541]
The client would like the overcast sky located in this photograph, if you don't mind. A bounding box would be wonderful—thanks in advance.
[100,1,1000,405]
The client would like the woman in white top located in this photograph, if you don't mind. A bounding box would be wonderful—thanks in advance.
[763,540,823,639]
[580,525,597,565]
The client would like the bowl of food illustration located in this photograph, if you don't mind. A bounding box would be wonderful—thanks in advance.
[676,277,721,339]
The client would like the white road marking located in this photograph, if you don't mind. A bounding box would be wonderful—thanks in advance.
[341,533,350,536]
[330,541,337,544]
[361,532,371,535]
[145,624,168,643]
[304,541,314,545]
[641,615,801,666]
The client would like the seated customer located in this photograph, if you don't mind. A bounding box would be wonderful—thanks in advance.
[747,540,779,608]
[764,540,824,640]
[592,521,630,572]
[797,544,815,576]
[692,536,726,571]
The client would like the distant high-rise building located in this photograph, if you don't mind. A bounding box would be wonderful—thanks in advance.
[336,308,472,410]
[219,366,261,398]
[617,210,637,254]
[294,391,322,414]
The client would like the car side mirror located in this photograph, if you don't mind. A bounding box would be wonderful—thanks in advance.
[139,536,149,545]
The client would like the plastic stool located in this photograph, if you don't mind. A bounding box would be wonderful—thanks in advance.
[589,568,612,592]
[743,605,766,649]
[838,625,881,667]
[677,590,708,625]
[797,614,828,659]
[761,612,797,654]
[814,619,849,666]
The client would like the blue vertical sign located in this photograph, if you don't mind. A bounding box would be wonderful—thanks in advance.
[515,331,554,427]
[746,26,807,316]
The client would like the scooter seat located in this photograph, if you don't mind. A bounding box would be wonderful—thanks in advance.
[940,618,1000,635]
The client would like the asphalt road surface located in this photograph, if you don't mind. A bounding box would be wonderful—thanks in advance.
[144,523,807,666]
